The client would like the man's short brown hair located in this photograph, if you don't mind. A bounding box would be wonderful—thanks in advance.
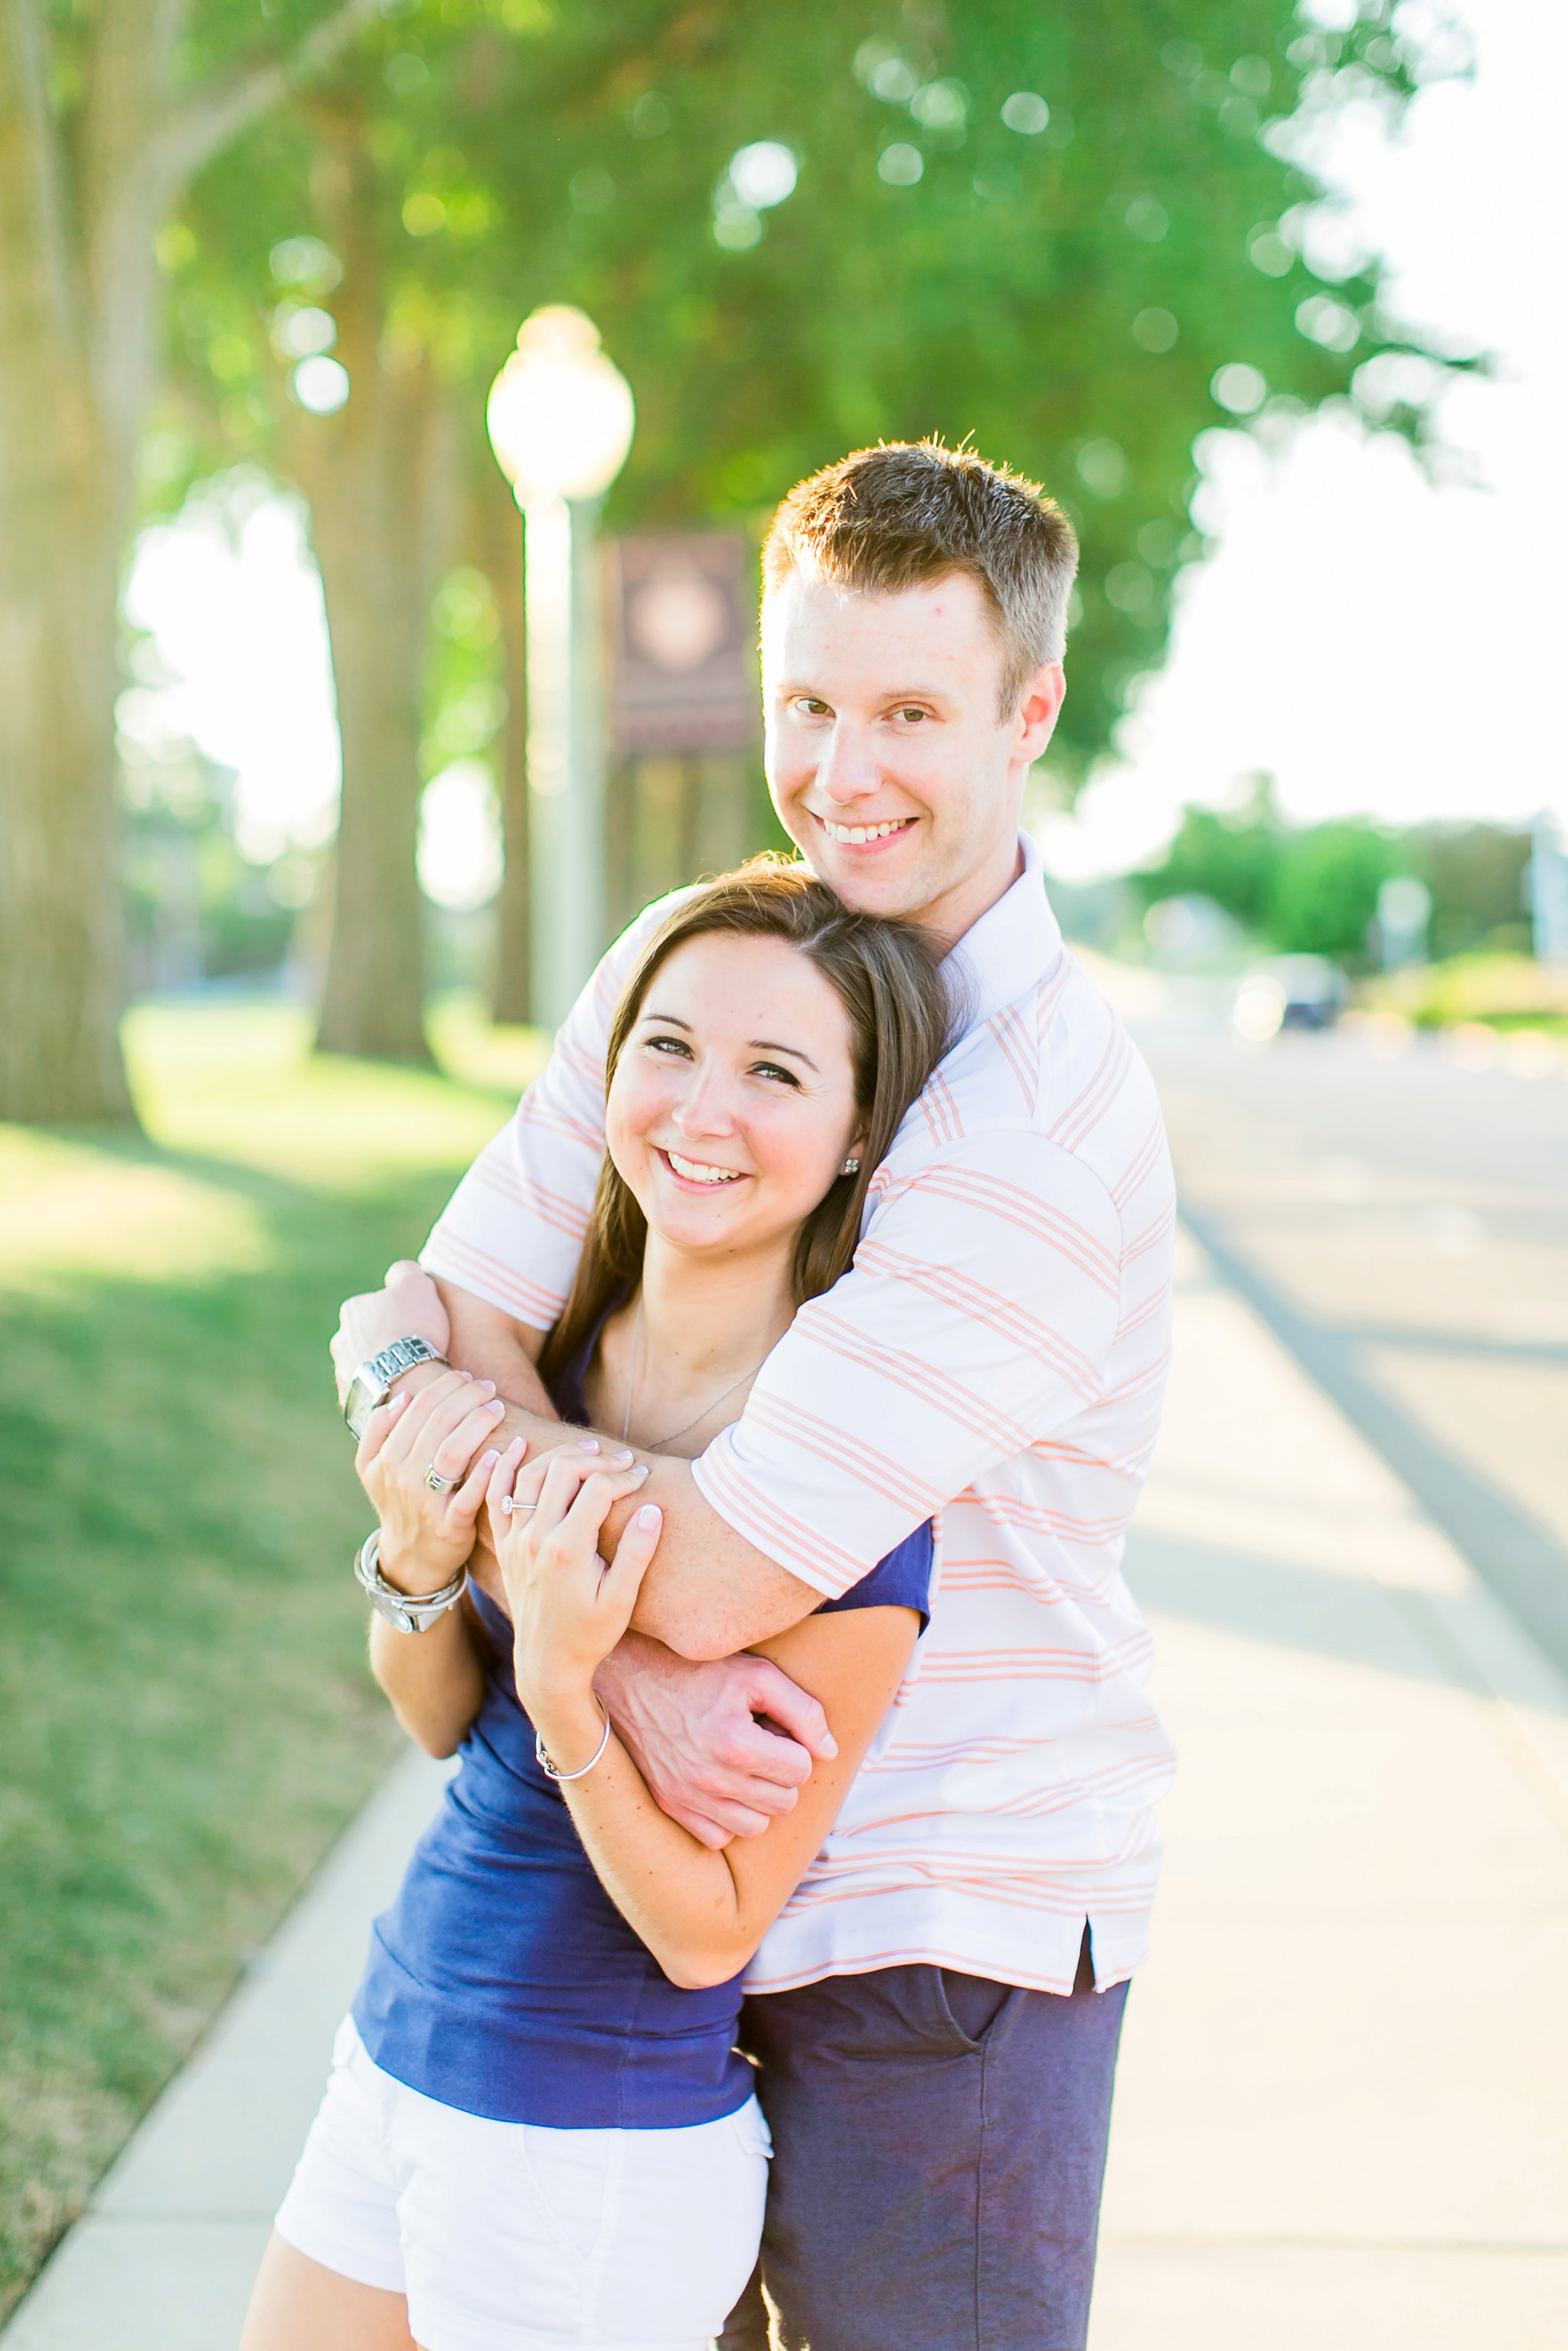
[762,440,1079,713]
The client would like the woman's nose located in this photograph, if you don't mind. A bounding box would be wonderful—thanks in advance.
[672,1062,737,1135]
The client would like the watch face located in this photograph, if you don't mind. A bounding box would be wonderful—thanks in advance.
[345,1373,381,1439]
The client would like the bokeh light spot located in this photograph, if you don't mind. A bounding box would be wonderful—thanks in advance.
[878,142,925,186]
[1132,307,1178,353]
[1211,361,1267,414]
[292,356,350,415]
[1001,90,1050,135]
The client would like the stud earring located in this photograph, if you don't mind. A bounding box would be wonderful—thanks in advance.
[841,1155,861,1175]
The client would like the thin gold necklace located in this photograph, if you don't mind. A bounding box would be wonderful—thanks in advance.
[620,1296,772,1452]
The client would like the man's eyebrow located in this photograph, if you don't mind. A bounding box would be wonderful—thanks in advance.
[776,679,952,706]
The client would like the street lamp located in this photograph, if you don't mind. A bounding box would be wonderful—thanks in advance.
[486,306,635,1030]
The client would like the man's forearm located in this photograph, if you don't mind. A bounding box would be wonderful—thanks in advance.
[426,1279,820,1654]
[434,1276,557,1420]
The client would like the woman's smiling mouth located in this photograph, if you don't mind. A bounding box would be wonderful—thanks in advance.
[660,1148,747,1187]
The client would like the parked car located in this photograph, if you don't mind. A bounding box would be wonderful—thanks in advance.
[1232,954,1348,1040]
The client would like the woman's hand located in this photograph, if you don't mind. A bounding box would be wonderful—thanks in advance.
[489,1442,664,1719]
[355,1368,512,1595]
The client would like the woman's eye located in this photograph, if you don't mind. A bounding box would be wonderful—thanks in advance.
[752,1062,799,1086]
[645,1034,691,1058]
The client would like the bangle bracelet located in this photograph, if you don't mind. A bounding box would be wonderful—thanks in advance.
[535,1703,612,1784]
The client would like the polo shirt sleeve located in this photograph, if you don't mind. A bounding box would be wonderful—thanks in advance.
[419,895,686,1330]
[691,1128,1124,1598]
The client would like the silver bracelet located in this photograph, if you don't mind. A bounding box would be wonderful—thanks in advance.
[535,1703,612,1783]
[354,1529,468,1635]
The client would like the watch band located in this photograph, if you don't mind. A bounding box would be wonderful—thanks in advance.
[344,1334,448,1441]
[354,1530,468,1634]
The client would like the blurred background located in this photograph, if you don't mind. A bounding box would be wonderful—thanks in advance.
[2,0,1565,2343]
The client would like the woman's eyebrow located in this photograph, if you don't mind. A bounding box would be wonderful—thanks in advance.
[638,1009,691,1028]
[750,1038,819,1073]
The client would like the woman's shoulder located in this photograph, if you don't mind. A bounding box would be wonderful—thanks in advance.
[815,1521,933,1628]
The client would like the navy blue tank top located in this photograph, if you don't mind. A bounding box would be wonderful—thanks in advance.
[352,1339,933,2128]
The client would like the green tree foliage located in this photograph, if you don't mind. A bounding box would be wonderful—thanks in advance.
[1135,799,1530,968]
[1266,818,1396,958]
[169,0,1457,784]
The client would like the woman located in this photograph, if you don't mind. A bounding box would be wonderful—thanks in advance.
[241,862,952,2351]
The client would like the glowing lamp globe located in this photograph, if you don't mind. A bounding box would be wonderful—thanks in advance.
[486,305,635,508]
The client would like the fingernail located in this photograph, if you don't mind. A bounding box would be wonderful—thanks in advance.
[632,1464,650,1481]
[822,1734,838,1757]
[612,1447,635,1464]
[478,1380,495,1393]
[486,1399,505,1414]
[480,1449,499,1468]
[579,1438,600,1452]
[458,1369,473,1382]
[636,1504,662,1530]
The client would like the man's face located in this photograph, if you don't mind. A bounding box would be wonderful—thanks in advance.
[762,568,1064,945]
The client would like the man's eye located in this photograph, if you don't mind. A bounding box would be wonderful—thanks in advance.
[796,697,831,718]
[897,707,929,724]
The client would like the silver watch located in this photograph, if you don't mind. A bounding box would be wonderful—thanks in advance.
[354,1530,468,1634]
[343,1334,447,1441]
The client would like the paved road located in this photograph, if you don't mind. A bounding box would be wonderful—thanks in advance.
[1130,1007,1568,1673]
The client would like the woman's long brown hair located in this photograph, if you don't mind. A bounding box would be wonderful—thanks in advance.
[537,857,953,1396]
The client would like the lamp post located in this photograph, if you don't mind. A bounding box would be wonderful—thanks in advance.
[486,306,635,1030]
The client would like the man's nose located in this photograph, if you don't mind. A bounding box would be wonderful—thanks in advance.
[815,720,882,807]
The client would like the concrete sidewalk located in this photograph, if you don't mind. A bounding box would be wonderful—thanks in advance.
[5,1228,1566,2348]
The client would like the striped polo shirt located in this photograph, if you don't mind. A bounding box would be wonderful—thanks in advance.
[421,835,1177,1996]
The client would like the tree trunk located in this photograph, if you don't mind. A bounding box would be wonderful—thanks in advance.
[297,120,454,1063]
[0,0,385,1122]
[472,469,531,1025]
[0,11,137,1122]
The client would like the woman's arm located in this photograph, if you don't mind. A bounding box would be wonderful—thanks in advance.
[493,1447,918,1990]
[354,1368,511,1757]
[368,1594,487,1759]
[535,1610,916,1989]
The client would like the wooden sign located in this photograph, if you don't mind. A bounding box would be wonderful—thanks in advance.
[606,534,759,756]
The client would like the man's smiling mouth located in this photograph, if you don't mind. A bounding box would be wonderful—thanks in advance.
[817,816,916,846]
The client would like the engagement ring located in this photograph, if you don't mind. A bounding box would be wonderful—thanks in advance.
[500,1497,535,1517]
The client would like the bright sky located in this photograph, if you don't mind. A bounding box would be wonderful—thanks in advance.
[124,0,1563,897]
[1047,0,1568,879]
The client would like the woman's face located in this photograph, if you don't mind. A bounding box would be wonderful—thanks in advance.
[606,932,864,1267]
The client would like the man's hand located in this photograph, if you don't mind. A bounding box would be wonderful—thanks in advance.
[332,1260,450,1403]
[596,1632,837,1850]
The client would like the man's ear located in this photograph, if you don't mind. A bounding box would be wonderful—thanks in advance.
[1014,661,1066,765]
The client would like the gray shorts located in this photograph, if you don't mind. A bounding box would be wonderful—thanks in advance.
[719,1929,1127,2351]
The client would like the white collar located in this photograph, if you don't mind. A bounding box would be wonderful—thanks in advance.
[942,832,1064,1035]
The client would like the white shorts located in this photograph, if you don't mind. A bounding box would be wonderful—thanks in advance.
[275,2018,770,2351]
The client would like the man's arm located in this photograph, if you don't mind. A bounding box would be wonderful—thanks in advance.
[335,1264,835,1839]
[344,1265,821,1657]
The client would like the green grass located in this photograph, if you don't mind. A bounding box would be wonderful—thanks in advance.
[1362,949,1568,1031]
[0,1000,544,2320]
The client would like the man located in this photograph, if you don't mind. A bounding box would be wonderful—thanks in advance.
[338,442,1176,2349]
